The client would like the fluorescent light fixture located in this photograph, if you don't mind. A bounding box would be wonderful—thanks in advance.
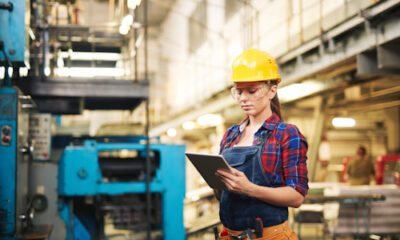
[55,67,124,78]
[44,67,51,76]
[332,117,356,128]
[197,114,223,127]
[0,67,13,78]
[57,55,64,67]
[167,128,177,137]
[119,14,133,35]
[60,52,121,61]
[279,82,324,102]
[127,0,141,9]
[119,25,130,35]
[19,67,29,77]
[121,15,133,27]
[182,121,196,130]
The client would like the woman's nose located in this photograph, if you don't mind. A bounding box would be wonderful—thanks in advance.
[239,91,249,101]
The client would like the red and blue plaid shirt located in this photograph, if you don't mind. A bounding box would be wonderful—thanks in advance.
[219,113,309,196]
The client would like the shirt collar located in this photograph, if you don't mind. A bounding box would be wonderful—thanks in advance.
[238,113,281,132]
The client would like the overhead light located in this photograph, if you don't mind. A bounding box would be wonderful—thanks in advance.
[0,67,13,78]
[57,55,64,67]
[167,128,177,137]
[121,15,133,27]
[119,25,130,35]
[182,121,196,130]
[279,81,324,102]
[44,67,51,76]
[197,114,223,127]
[332,117,356,128]
[19,67,29,77]
[127,0,141,9]
[55,67,124,78]
[60,52,121,61]
[119,14,133,35]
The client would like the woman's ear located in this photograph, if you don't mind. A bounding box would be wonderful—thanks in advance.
[267,85,277,100]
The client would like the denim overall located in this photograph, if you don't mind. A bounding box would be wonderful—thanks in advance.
[220,130,288,230]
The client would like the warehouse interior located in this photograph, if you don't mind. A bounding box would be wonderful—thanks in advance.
[1,0,400,239]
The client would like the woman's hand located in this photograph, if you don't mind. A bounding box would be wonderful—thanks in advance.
[215,168,255,196]
[216,168,305,207]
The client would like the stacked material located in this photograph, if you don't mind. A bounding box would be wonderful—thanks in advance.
[332,185,400,237]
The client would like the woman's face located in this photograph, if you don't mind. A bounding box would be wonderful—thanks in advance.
[231,81,277,116]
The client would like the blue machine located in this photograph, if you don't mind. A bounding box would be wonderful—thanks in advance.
[0,87,30,239]
[1,1,29,238]
[58,140,186,240]
[0,0,25,65]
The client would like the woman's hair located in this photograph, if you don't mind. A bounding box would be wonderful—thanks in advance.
[267,80,283,120]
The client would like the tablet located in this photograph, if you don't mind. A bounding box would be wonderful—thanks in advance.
[186,152,231,190]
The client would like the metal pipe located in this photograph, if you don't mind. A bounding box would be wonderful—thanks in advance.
[144,1,151,239]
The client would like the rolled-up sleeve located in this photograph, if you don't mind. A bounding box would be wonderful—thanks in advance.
[281,125,309,196]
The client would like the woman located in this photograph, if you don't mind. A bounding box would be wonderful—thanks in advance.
[215,49,309,240]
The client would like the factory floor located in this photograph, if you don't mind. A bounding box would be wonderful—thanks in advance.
[188,225,400,240]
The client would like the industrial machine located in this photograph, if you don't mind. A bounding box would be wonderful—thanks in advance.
[0,87,33,239]
[57,138,186,240]
[375,154,400,186]
[0,0,34,238]
[2,0,186,239]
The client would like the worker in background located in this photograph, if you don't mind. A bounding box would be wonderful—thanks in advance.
[347,145,375,185]
[215,49,308,240]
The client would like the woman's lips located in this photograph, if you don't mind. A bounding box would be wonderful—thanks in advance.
[241,105,252,110]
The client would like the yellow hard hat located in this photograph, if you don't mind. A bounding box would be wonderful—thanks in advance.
[231,48,281,83]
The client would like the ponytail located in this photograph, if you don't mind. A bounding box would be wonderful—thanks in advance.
[268,80,283,120]
[271,93,283,120]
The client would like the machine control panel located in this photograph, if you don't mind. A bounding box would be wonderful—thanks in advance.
[29,114,51,160]
[1,125,12,146]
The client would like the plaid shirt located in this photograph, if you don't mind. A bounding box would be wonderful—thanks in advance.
[219,113,309,196]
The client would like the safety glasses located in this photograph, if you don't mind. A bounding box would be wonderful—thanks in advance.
[230,84,268,101]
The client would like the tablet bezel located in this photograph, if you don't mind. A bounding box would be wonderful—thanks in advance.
[186,152,231,190]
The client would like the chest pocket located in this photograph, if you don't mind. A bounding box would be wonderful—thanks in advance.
[222,147,259,183]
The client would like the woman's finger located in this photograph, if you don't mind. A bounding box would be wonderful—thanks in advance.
[216,170,236,180]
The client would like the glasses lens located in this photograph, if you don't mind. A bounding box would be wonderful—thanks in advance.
[231,86,266,101]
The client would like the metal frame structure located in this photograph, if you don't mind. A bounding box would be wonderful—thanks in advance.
[58,140,186,240]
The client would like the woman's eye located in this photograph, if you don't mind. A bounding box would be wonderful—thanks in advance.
[236,90,243,95]
[248,89,258,94]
